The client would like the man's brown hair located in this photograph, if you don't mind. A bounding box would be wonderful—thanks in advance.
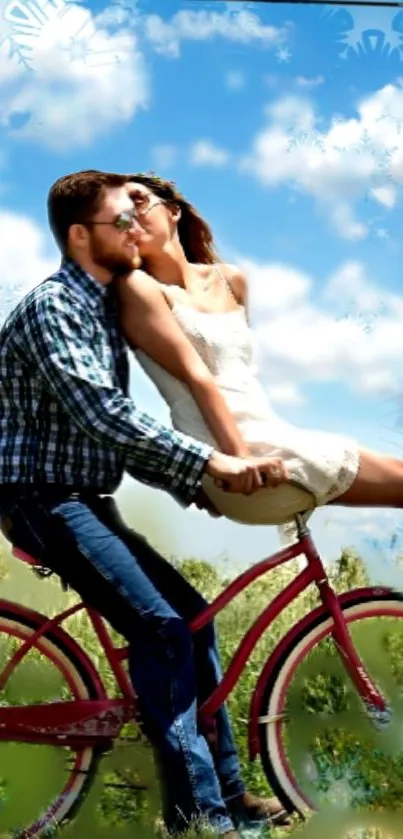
[47,169,128,254]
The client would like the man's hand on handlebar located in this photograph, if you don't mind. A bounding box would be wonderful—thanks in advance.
[205,452,287,496]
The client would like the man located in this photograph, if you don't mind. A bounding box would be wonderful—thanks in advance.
[0,170,289,837]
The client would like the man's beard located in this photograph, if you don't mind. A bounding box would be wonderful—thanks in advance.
[90,235,140,277]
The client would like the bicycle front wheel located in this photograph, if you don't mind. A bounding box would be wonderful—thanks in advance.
[258,591,403,816]
[0,602,102,838]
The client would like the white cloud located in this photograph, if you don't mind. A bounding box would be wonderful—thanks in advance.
[0,0,148,150]
[267,383,305,407]
[224,70,246,91]
[243,260,311,314]
[295,75,325,89]
[240,83,403,240]
[189,140,230,168]
[330,203,367,242]
[0,2,288,152]
[323,260,386,313]
[370,184,397,209]
[144,8,285,58]
[0,210,58,324]
[238,254,403,403]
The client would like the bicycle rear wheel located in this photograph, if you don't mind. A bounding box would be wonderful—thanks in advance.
[258,591,403,816]
[0,601,103,838]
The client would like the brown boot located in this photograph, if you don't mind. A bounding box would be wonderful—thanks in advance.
[227,791,291,827]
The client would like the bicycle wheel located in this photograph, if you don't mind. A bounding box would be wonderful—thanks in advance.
[258,591,403,816]
[0,601,104,838]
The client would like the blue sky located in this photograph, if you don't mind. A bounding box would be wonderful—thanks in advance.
[1,0,403,584]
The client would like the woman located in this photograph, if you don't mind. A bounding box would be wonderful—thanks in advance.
[116,173,403,532]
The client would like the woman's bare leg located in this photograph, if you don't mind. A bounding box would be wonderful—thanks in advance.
[330,448,403,508]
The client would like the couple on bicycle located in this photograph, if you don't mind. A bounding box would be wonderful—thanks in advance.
[0,168,401,837]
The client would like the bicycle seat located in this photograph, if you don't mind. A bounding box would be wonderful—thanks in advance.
[202,475,316,526]
[12,546,42,567]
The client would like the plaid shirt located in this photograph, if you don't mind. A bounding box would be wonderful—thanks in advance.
[0,259,212,505]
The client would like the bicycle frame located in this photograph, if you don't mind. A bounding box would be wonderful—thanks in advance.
[192,519,387,717]
[0,515,388,750]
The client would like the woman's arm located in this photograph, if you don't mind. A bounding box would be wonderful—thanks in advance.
[117,270,250,457]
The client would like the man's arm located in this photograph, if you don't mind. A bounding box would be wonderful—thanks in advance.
[18,285,213,506]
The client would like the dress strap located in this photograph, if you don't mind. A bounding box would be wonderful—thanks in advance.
[214,264,240,308]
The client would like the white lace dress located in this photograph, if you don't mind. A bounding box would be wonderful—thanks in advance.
[135,291,360,532]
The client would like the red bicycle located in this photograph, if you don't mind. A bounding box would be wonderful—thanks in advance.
[0,512,402,838]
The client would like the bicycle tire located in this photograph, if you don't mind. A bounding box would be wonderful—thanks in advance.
[257,590,403,815]
[0,601,104,838]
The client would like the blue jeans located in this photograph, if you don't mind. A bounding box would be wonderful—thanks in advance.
[0,489,245,835]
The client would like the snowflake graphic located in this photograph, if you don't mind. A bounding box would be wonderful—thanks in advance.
[288,100,398,157]
[276,45,292,64]
[368,523,403,563]
[354,311,378,335]
[337,301,386,346]
[306,749,377,812]
[99,0,139,30]
[0,0,68,71]
[286,128,325,154]
[0,0,129,72]
[0,282,30,325]
[374,226,389,240]
[112,0,138,14]
[60,15,122,67]
[356,128,383,159]
[325,7,403,61]
[394,115,403,134]
[377,145,400,177]
[328,104,399,187]
[284,103,400,201]
[376,106,403,138]
[351,128,399,184]
[376,383,403,454]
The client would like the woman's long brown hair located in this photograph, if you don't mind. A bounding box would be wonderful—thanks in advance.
[126,172,220,265]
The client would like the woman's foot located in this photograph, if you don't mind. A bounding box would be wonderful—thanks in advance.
[227,791,291,828]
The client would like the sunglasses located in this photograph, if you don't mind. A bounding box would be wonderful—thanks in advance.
[129,191,165,216]
[86,208,139,232]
